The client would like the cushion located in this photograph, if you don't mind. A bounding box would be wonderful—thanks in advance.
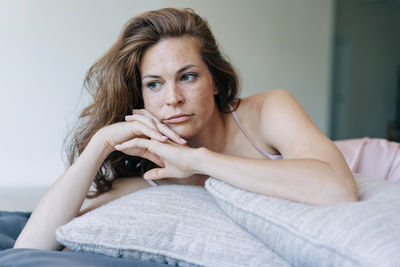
[334,137,400,183]
[205,173,400,267]
[56,184,290,267]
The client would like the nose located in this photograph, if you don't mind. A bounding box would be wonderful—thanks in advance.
[166,82,184,106]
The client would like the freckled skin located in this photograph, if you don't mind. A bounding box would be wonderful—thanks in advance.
[140,37,219,140]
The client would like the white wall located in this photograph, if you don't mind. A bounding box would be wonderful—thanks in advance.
[0,0,334,188]
[0,0,161,188]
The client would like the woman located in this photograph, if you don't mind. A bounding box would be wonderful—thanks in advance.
[14,8,358,251]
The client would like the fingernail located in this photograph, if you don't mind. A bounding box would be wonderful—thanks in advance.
[180,138,187,143]
[161,136,168,141]
[115,145,122,150]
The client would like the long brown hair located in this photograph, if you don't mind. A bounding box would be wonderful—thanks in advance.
[65,8,240,198]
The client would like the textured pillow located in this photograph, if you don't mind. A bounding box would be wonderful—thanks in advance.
[205,173,400,267]
[56,184,290,267]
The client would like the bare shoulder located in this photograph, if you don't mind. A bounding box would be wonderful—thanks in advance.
[223,90,290,155]
[239,89,290,116]
[233,91,273,121]
[238,89,294,136]
[255,89,343,162]
[78,177,151,216]
[256,89,295,113]
[255,89,312,136]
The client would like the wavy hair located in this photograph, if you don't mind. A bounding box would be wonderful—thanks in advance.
[65,8,240,198]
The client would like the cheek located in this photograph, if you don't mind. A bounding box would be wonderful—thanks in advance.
[191,91,217,118]
[142,92,161,114]
[194,87,216,106]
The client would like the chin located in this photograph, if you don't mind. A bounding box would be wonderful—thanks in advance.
[168,124,199,140]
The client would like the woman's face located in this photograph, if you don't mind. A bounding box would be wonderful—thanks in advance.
[140,37,218,139]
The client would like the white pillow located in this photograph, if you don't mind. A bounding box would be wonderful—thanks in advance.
[205,173,400,267]
[56,184,290,267]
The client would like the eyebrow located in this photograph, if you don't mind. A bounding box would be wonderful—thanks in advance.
[142,64,199,80]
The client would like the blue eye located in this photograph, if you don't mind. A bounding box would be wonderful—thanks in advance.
[181,73,197,82]
[146,81,161,90]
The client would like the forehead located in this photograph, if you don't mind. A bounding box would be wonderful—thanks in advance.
[140,37,203,76]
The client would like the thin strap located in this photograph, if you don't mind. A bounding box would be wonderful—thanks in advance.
[229,104,282,160]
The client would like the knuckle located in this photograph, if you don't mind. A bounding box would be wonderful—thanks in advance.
[148,140,156,150]
[129,122,142,135]
[143,117,153,125]
[130,138,138,146]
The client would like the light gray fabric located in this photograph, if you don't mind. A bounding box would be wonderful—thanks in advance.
[205,173,400,267]
[56,184,290,267]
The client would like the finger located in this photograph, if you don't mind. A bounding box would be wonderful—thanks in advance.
[115,138,153,152]
[132,109,156,119]
[131,109,187,145]
[115,140,165,167]
[125,113,155,126]
[140,109,187,145]
[129,121,167,142]
[131,109,154,119]
[143,168,169,180]
[126,114,185,145]
[141,151,165,168]
[125,114,159,133]
[116,138,169,159]
[156,123,187,145]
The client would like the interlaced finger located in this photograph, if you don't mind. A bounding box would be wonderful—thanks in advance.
[128,121,167,142]
[156,123,187,145]
[126,114,158,132]
[128,109,186,145]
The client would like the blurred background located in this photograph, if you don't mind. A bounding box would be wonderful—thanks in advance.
[0,0,399,210]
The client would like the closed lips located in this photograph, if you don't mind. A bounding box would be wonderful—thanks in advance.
[164,114,192,123]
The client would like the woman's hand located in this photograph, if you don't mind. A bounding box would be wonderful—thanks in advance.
[94,108,187,167]
[94,120,167,166]
[115,138,198,180]
[125,109,187,145]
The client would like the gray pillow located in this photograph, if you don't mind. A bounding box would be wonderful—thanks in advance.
[56,184,290,267]
[205,173,400,267]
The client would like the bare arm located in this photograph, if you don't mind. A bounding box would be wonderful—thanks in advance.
[120,141,357,206]
[195,150,357,206]
[13,111,177,251]
[116,90,358,206]
[14,134,112,250]
[77,177,151,216]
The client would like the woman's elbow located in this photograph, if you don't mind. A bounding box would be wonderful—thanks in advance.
[329,175,359,205]
[344,183,360,202]
[337,187,359,204]
[319,189,358,206]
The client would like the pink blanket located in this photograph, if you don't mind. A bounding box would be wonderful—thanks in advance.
[334,137,400,184]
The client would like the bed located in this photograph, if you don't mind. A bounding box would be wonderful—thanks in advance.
[1,137,399,267]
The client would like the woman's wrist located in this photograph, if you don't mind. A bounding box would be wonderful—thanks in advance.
[85,131,115,160]
[191,147,211,175]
